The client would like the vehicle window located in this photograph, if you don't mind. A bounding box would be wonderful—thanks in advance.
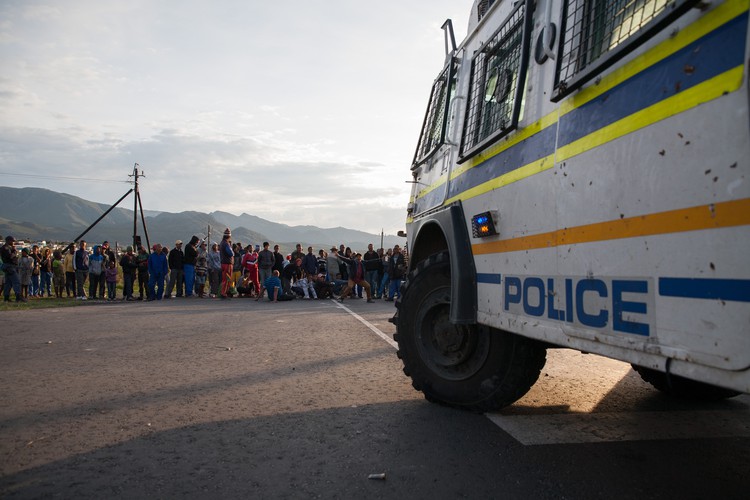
[553,0,700,100]
[413,60,456,167]
[461,2,528,160]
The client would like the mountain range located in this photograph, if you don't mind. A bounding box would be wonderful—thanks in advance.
[0,187,406,251]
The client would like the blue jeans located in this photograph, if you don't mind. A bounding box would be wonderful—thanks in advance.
[30,274,40,296]
[184,264,195,296]
[378,272,390,297]
[148,273,165,300]
[3,266,21,300]
[40,271,52,296]
[365,270,378,297]
[388,278,402,301]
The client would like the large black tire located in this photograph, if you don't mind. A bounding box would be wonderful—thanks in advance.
[392,251,547,412]
[632,364,741,401]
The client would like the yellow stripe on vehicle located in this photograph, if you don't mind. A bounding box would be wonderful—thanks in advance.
[472,198,750,255]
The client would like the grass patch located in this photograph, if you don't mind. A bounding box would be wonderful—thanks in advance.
[0,296,84,311]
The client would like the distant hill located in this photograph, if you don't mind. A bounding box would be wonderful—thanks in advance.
[0,187,405,251]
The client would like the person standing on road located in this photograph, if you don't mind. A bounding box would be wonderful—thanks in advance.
[257,241,275,285]
[147,243,168,300]
[241,244,259,297]
[105,260,118,301]
[272,244,285,275]
[52,249,65,298]
[1,235,25,302]
[40,247,53,297]
[302,247,318,277]
[220,229,234,299]
[387,245,406,302]
[337,252,374,303]
[327,247,341,281]
[291,243,304,263]
[29,245,41,297]
[183,235,200,297]
[119,246,138,301]
[207,242,221,298]
[378,248,392,299]
[363,243,379,300]
[63,246,76,298]
[88,245,104,300]
[166,240,184,298]
[136,245,150,300]
[73,240,89,300]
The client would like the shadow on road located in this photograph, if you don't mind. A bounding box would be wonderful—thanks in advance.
[2,399,748,499]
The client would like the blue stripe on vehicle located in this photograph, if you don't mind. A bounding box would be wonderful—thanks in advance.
[445,12,747,202]
[448,123,557,199]
[477,273,502,284]
[557,12,748,147]
[658,278,750,302]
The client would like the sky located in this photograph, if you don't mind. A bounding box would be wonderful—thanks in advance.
[0,0,471,235]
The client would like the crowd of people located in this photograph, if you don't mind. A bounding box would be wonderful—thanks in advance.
[1,229,408,305]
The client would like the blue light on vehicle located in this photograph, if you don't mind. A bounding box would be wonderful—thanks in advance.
[471,211,497,238]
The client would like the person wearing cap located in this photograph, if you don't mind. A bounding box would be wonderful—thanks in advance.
[1,235,25,302]
[119,246,138,300]
[327,247,341,281]
[166,240,184,298]
[147,243,168,300]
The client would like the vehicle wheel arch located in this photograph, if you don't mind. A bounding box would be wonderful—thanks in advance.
[408,203,476,325]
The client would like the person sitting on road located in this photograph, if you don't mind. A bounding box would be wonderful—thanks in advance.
[236,268,256,298]
[256,270,293,302]
[312,273,334,299]
[296,272,318,299]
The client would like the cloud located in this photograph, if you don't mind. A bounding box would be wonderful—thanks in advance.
[0,0,471,235]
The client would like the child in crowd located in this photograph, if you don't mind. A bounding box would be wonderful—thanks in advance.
[19,248,32,299]
[195,255,207,298]
[52,250,65,298]
[105,260,118,301]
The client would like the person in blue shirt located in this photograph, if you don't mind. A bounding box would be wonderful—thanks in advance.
[147,244,169,300]
[255,270,295,302]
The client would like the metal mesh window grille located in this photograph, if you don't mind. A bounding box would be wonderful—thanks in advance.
[413,62,454,166]
[461,3,526,158]
[477,0,498,21]
[554,0,699,99]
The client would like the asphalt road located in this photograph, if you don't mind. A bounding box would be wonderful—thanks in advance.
[1,298,748,499]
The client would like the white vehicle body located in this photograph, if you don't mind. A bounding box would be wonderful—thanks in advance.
[397,0,750,409]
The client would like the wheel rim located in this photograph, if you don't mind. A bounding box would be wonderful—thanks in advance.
[415,287,490,381]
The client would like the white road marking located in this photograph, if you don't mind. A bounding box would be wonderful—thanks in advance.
[486,409,750,445]
[333,300,398,349]
[330,305,750,446]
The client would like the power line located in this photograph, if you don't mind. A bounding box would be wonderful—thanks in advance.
[0,171,130,184]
